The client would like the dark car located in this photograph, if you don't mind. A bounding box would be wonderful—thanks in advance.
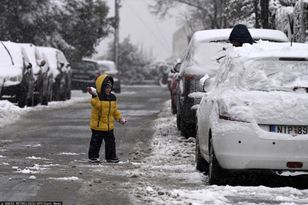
[167,62,180,114]
[71,60,100,92]
[96,60,121,93]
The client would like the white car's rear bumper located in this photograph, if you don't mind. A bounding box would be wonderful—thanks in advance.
[212,120,308,171]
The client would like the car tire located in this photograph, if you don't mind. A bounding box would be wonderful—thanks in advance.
[176,92,182,130]
[66,89,71,100]
[208,138,224,185]
[181,120,196,138]
[18,90,27,108]
[48,80,53,102]
[196,133,209,173]
[18,81,30,108]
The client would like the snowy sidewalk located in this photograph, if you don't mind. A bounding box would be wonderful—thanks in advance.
[129,101,308,205]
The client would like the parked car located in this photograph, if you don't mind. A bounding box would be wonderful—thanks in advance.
[196,41,308,185]
[0,41,34,107]
[38,47,71,101]
[71,60,100,92]
[175,28,289,138]
[168,61,181,114]
[20,43,53,105]
[96,60,121,93]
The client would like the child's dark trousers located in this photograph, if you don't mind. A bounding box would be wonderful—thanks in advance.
[88,129,117,160]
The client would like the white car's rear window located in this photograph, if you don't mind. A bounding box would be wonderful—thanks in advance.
[243,60,308,91]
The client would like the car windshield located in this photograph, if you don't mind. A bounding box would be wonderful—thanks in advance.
[72,62,97,71]
[0,44,14,66]
[242,59,308,91]
[98,63,117,72]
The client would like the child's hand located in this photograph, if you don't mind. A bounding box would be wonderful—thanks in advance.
[119,118,127,125]
[87,87,97,97]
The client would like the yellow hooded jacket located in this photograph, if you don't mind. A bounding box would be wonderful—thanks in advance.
[89,74,122,131]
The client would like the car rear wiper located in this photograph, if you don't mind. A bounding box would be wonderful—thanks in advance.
[293,86,308,92]
[279,57,308,61]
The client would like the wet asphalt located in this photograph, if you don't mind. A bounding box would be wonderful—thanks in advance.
[0,85,169,205]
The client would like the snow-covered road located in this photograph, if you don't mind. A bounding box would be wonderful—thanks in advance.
[1,88,308,204]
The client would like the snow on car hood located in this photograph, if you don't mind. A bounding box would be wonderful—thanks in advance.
[219,90,308,125]
[0,64,22,78]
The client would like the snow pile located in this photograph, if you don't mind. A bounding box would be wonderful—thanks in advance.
[57,152,80,156]
[48,176,81,181]
[0,100,24,128]
[12,164,48,174]
[26,156,48,160]
[0,91,88,128]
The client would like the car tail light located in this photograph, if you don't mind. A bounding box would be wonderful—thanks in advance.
[184,75,195,80]
[183,74,203,81]
[287,162,303,168]
[218,114,249,123]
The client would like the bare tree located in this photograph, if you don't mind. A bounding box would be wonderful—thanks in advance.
[150,0,260,30]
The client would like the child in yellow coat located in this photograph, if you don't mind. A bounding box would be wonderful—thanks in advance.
[88,74,126,163]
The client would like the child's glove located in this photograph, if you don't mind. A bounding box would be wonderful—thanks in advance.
[119,117,127,125]
[87,87,97,97]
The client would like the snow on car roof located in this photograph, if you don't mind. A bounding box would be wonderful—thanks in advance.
[37,46,59,78]
[228,41,308,60]
[192,28,289,43]
[1,41,25,67]
[20,43,42,74]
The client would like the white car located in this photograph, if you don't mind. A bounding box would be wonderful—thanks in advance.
[37,47,71,101]
[0,41,34,107]
[196,41,308,185]
[20,43,53,105]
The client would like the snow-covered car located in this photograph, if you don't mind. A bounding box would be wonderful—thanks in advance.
[168,61,181,114]
[96,60,121,93]
[0,41,34,107]
[175,28,289,138]
[71,60,100,92]
[196,41,308,185]
[20,43,53,105]
[37,47,71,101]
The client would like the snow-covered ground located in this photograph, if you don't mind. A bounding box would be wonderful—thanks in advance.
[130,101,308,205]
[1,89,308,204]
[0,90,90,128]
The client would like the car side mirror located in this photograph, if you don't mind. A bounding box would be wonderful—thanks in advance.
[199,74,210,92]
[173,62,181,73]
[27,62,32,70]
[40,60,46,67]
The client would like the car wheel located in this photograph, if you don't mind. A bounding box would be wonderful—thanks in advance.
[18,90,27,108]
[195,133,209,173]
[48,80,53,102]
[176,93,181,130]
[181,120,196,138]
[17,81,29,108]
[66,89,71,100]
[208,138,224,185]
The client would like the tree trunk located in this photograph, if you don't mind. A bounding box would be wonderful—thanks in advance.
[254,0,260,28]
[260,0,269,28]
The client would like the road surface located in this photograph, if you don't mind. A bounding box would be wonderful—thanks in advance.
[0,85,169,205]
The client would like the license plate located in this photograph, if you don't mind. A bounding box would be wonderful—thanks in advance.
[270,125,308,135]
